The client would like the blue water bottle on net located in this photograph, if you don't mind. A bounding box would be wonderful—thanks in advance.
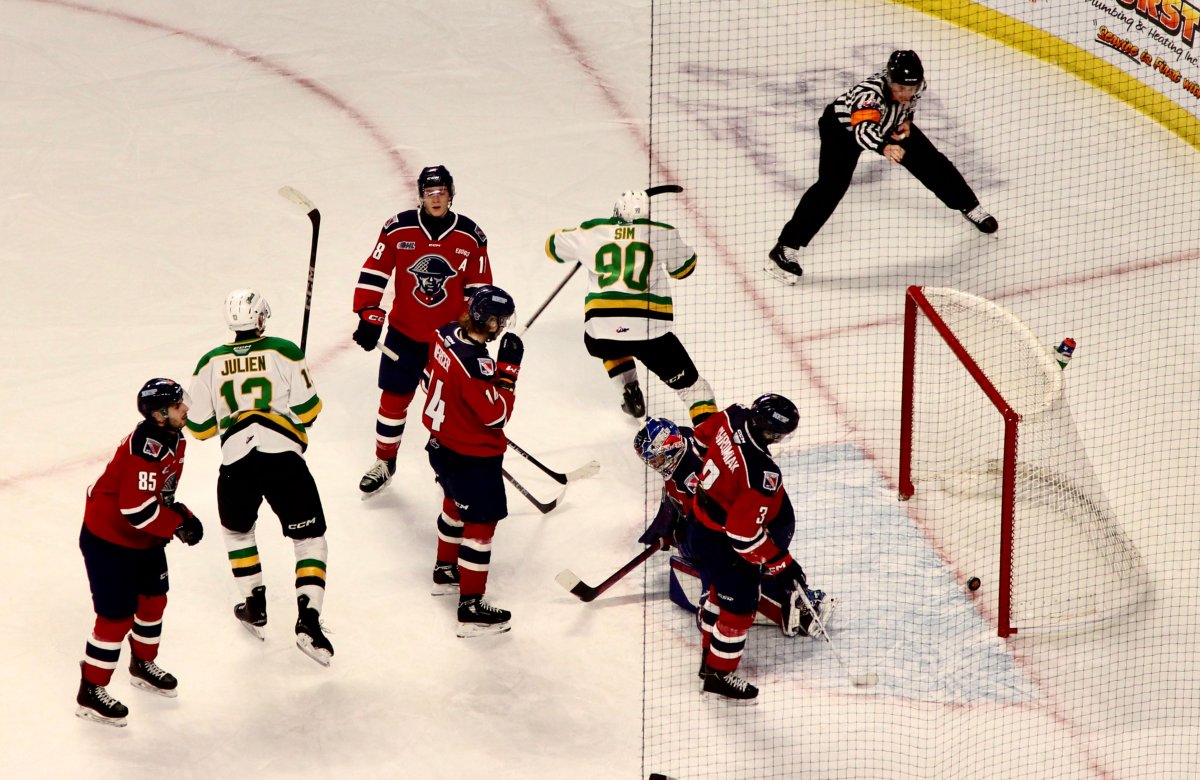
[1055,337,1076,369]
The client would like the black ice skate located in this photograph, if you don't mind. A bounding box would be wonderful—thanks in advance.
[457,595,512,638]
[234,585,268,640]
[700,665,759,705]
[295,594,334,667]
[766,243,803,284]
[129,656,178,698]
[76,678,129,727]
[359,457,396,498]
[431,562,460,596]
[962,205,998,234]
[620,381,646,419]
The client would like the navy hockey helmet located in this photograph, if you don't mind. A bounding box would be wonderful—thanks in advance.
[634,417,687,477]
[417,165,455,200]
[747,393,799,446]
[137,377,186,420]
[886,50,924,86]
[467,284,516,331]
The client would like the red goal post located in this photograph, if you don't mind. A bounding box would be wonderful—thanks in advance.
[898,285,1150,638]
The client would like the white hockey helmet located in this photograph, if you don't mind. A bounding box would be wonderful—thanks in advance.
[224,288,271,334]
[613,190,649,223]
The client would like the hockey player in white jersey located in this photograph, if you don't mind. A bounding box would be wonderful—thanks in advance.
[545,190,717,423]
[186,289,334,666]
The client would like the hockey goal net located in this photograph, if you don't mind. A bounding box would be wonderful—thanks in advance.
[898,286,1150,637]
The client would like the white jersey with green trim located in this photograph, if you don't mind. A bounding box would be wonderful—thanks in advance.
[186,335,322,465]
[545,216,697,342]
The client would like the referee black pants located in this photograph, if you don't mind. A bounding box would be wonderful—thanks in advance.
[778,104,980,249]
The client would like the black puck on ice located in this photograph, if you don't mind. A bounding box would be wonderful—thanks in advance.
[967,576,981,591]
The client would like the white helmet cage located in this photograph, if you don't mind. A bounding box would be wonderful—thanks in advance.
[224,288,272,334]
[613,190,650,222]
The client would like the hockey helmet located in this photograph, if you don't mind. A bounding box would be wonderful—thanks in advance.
[224,288,271,334]
[418,165,455,200]
[467,284,516,332]
[886,50,924,86]
[747,393,799,446]
[613,190,649,223]
[634,417,687,477]
[137,377,186,420]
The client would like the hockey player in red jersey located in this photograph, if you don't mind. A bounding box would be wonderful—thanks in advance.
[421,285,523,637]
[352,165,493,497]
[76,378,204,727]
[687,394,833,702]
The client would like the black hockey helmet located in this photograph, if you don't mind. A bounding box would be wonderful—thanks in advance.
[886,50,924,86]
[747,393,799,446]
[417,165,455,200]
[467,284,516,331]
[137,377,186,420]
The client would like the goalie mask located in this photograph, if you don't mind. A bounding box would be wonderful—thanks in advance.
[613,190,649,223]
[634,417,687,477]
[224,288,271,335]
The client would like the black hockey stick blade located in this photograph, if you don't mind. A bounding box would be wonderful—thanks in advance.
[507,439,600,485]
[645,184,683,197]
[555,538,665,602]
[502,467,565,514]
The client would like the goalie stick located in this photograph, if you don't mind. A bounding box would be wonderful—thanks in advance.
[506,439,600,484]
[555,537,668,602]
[502,467,566,514]
[515,184,684,337]
[278,186,321,353]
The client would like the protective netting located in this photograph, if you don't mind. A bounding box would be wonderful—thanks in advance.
[642,1,1200,778]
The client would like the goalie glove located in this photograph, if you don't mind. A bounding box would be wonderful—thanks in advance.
[495,332,523,392]
[353,307,386,351]
[171,503,204,546]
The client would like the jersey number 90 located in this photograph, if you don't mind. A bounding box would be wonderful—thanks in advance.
[595,241,654,291]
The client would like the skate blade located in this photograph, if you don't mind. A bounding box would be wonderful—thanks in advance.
[359,481,393,501]
[75,706,128,727]
[763,259,800,286]
[700,690,759,707]
[296,635,333,667]
[430,582,459,596]
[456,621,512,638]
[129,678,178,698]
[238,620,267,641]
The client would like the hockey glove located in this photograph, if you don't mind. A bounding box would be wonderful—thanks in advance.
[765,556,806,592]
[495,332,523,392]
[171,503,204,546]
[353,307,386,351]
[638,501,678,548]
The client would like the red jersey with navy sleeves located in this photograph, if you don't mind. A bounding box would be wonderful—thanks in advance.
[353,208,492,343]
[421,323,515,457]
[691,405,792,569]
[83,421,187,549]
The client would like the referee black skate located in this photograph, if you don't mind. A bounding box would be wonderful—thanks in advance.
[768,50,997,283]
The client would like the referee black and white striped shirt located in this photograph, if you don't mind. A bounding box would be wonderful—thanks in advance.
[831,70,926,153]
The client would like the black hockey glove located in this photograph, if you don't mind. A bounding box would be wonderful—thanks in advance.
[765,556,806,592]
[353,307,386,351]
[171,503,204,546]
[638,501,678,548]
[495,332,524,392]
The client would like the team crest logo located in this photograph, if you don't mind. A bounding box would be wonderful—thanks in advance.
[407,254,458,307]
[477,357,496,377]
[762,471,780,492]
[143,438,163,458]
[684,472,699,494]
[474,225,487,244]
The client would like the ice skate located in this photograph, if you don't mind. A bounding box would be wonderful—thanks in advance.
[962,204,998,234]
[76,679,129,727]
[456,596,511,638]
[234,585,268,640]
[431,562,460,596]
[700,665,759,704]
[620,381,646,419]
[359,457,396,498]
[129,656,178,698]
[766,243,803,284]
[295,594,334,666]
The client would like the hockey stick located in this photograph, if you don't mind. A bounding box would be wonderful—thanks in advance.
[514,185,683,338]
[506,439,600,484]
[796,588,877,687]
[278,186,321,354]
[502,467,565,514]
[555,537,667,602]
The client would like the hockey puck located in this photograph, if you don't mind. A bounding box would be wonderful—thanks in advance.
[967,576,981,591]
[851,672,878,687]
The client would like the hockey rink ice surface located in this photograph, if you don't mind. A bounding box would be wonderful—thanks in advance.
[3,1,1198,778]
